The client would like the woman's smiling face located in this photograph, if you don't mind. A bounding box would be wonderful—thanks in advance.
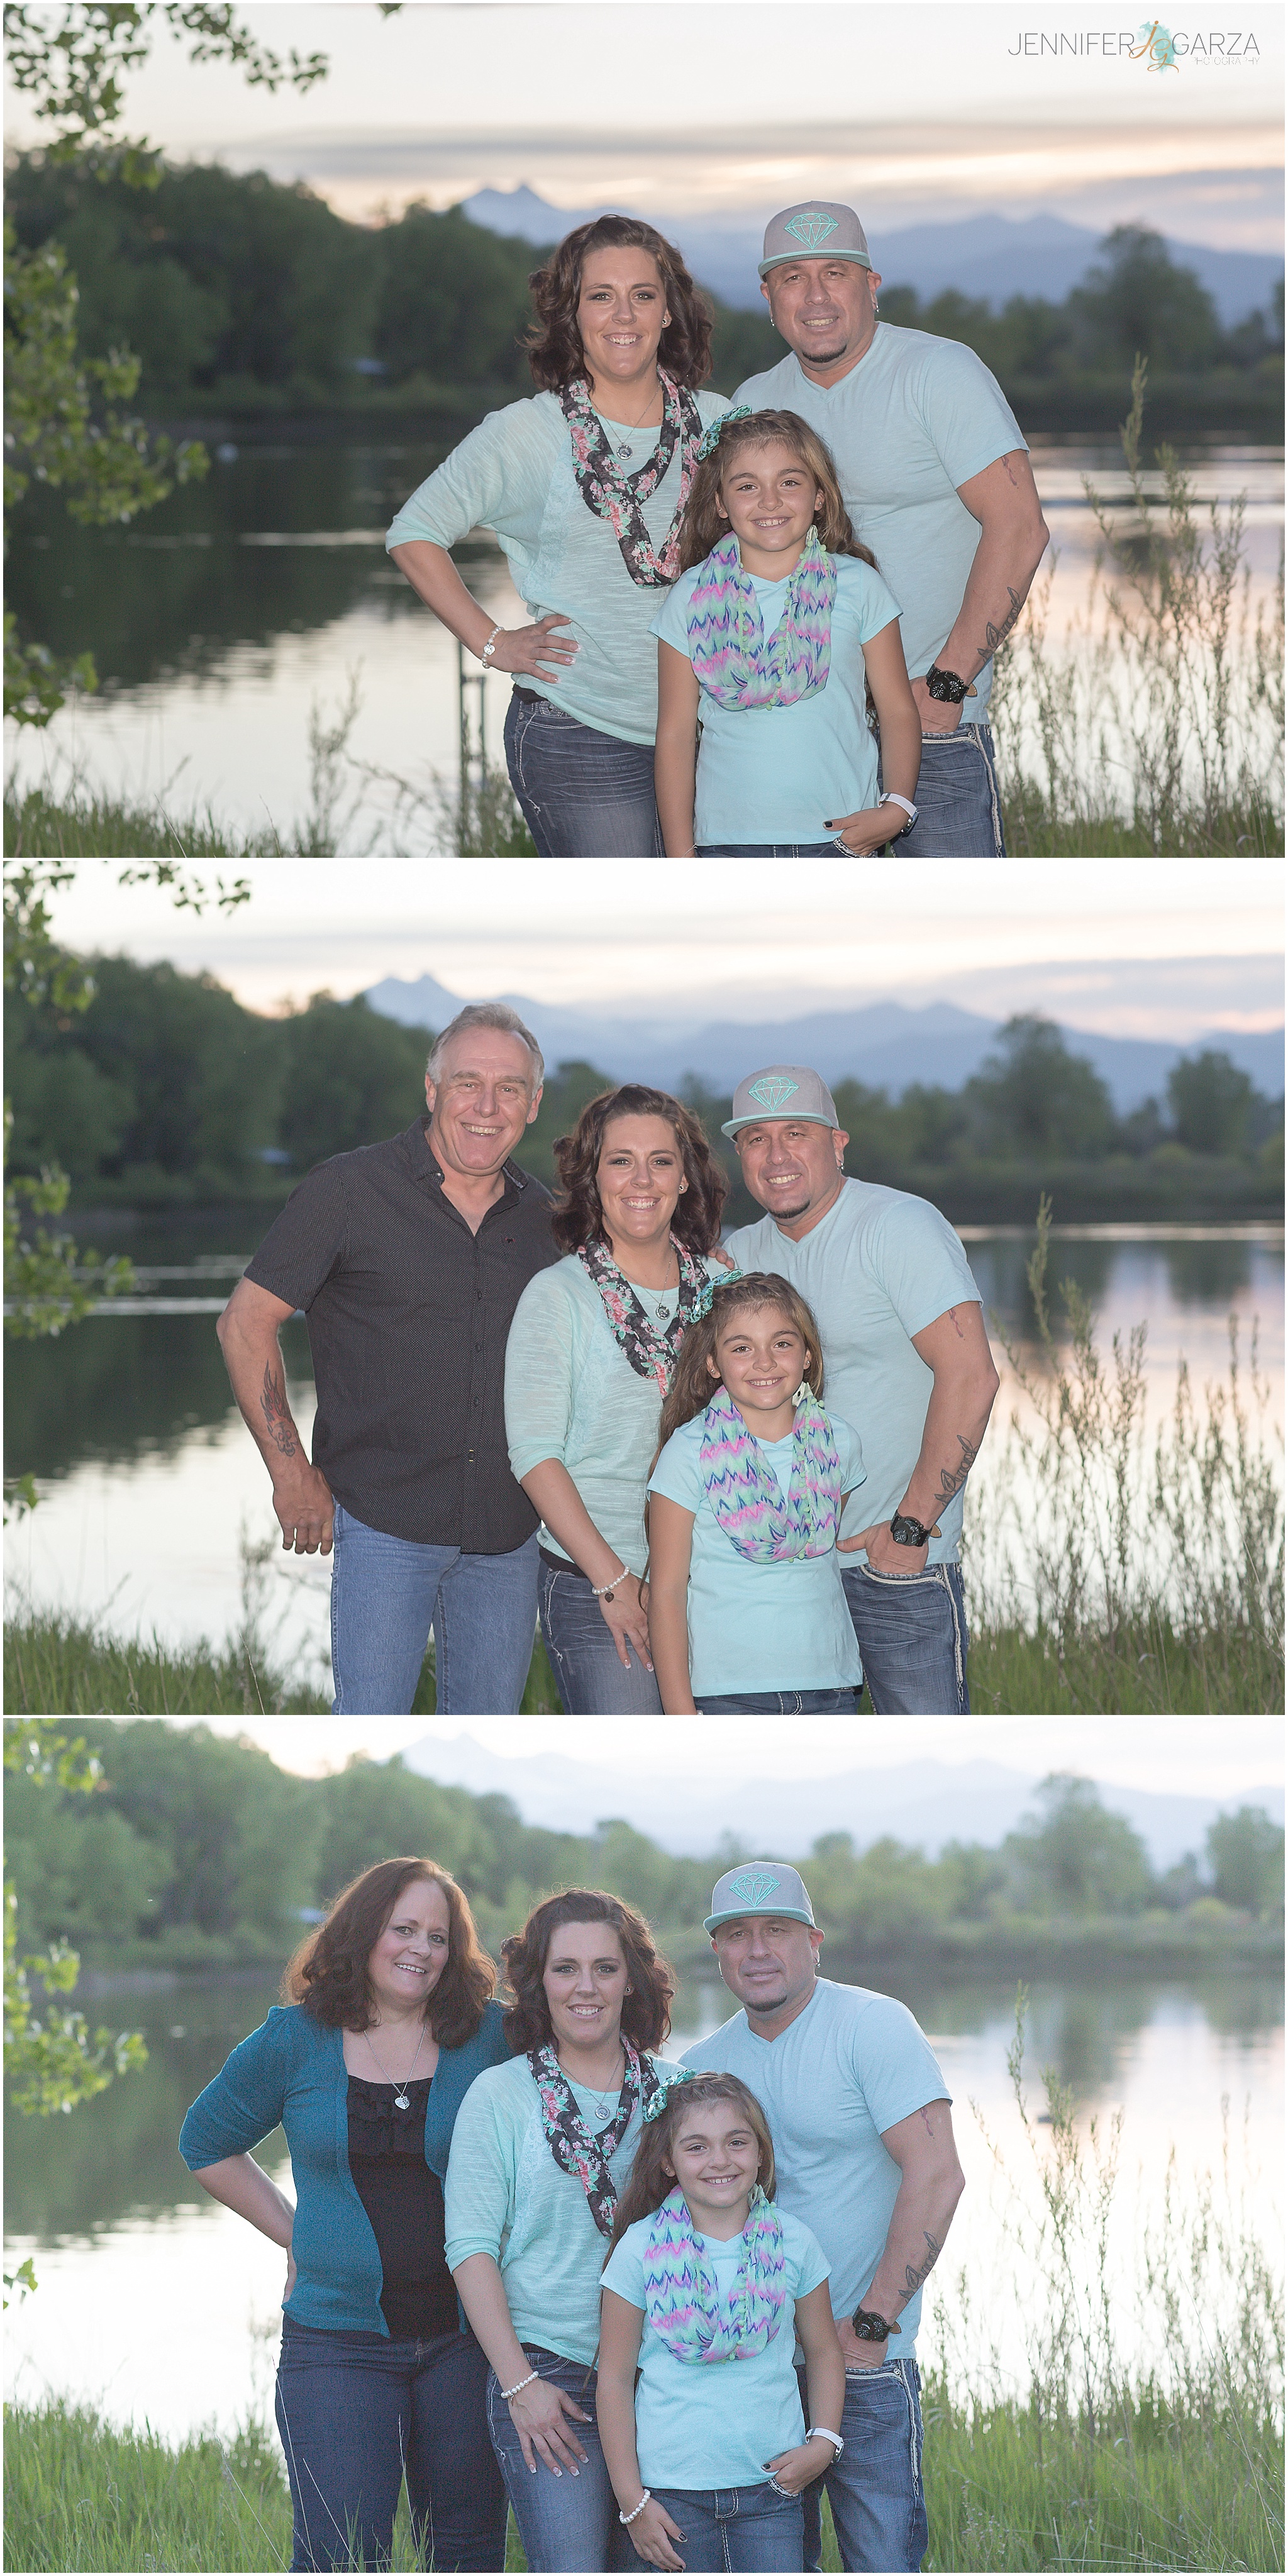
[576,248,669,394]
[541,1918,630,2053]
[596,1113,686,1253]
[716,440,824,562]
[366,1877,451,2018]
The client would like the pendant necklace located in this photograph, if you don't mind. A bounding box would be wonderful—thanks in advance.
[601,379,661,462]
[364,2016,428,2109]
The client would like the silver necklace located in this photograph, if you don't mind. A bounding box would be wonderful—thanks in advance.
[599,380,661,461]
[363,2016,428,2109]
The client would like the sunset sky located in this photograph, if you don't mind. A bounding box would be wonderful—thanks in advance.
[5,0,1282,242]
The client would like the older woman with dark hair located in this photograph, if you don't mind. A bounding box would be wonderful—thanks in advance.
[504,1083,733,1715]
[445,1888,677,2574]
[386,213,730,857]
[179,1858,511,2573]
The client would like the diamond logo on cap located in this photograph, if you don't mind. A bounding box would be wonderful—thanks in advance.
[784,211,839,251]
[747,1076,799,1111]
[726,1869,781,1905]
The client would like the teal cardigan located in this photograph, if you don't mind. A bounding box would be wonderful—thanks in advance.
[179,1999,511,2336]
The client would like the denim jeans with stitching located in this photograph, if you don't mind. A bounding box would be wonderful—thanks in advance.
[330,1504,539,1714]
[538,1553,663,1716]
[880,721,1006,856]
[696,840,874,858]
[797,2358,928,2573]
[485,2346,636,2574]
[694,1687,859,1714]
[504,691,663,857]
[275,2317,506,2572]
[649,2480,806,2572]
[841,1562,970,1715]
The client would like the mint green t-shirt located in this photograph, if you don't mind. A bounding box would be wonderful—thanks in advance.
[733,328,1028,718]
[650,551,901,846]
[647,1407,865,1694]
[599,2206,829,2489]
[504,1253,728,1578]
[681,1980,951,2359]
[723,1179,984,1563]
[443,2051,674,2367]
[386,389,729,745]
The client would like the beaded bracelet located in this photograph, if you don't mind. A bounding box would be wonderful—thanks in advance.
[590,1563,629,1598]
[806,2426,845,2456]
[500,2370,538,2401]
[619,2490,652,2526]
[479,625,502,665]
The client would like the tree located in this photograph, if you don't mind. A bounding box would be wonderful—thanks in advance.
[965,1015,1116,1160]
[1002,1774,1153,1916]
[277,994,436,1172]
[3,1723,147,2137]
[1205,1806,1284,1916]
[1167,1050,1255,1155]
[1069,227,1222,373]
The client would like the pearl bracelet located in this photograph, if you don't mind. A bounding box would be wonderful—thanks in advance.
[479,625,502,665]
[806,2426,845,2456]
[590,1562,629,1598]
[500,2369,538,2401]
[620,2490,652,2526]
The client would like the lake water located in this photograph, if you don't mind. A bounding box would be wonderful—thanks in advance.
[4,1962,1280,2443]
[5,433,1282,850]
[4,1221,1282,1689]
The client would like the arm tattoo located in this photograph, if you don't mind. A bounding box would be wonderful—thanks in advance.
[260,1362,298,1460]
[935,1433,979,1507]
[980,586,1023,658]
[903,2230,943,2297]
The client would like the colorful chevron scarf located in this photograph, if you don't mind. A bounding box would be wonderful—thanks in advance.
[530,2040,665,2238]
[685,526,836,711]
[642,2184,787,2364]
[698,1384,842,1562]
[559,371,706,587]
[578,1233,717,1394]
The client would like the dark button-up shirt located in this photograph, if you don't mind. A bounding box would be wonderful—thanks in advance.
[243,1118,558,1549]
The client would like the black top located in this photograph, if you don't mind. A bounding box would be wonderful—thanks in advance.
[245,1118,557,1548]
[347,2075,459,2341]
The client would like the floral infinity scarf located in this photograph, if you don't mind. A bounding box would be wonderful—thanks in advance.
[698,1383,843,1562]
[686,525,837,710]
[643,2183,787,2364]
[529,2039,664,2237]
[578,1233,716,1395]
[559,370,706,588]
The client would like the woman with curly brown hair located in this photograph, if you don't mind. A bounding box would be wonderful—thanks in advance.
[179,1858,511,2572]
[445,1889,677,2573]
[386,214,730,857]
[503,1084,735,1714]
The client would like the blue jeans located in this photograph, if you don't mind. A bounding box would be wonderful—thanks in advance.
[486,2346,635,2574]
[797,2360,928,2573]
[504,690,663,857]
[881,722,1006,856]
[694,1688,858,1714]
[841,1562,970,1715]
[275,2318,506,2572]
[538,1553,662,1716]
[330,1504,538,1714]
[696,840,865,857]
[650,2482,805,2573]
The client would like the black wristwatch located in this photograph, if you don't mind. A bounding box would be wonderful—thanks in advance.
[923,662,974,704]
[852,2305,893,2341]
[890,1511,935,1548]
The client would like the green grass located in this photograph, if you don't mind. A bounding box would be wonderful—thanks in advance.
[4,2379,1280,2572]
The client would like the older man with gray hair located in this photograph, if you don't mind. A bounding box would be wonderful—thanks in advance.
[216,1002,558,1713]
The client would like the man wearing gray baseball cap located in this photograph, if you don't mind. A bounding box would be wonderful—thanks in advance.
[682,1860,964,2572]
[721,1065,999,1713]
[733,200,1049,857]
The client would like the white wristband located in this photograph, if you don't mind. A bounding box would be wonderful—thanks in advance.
[806,2426,845,2455]
[479,624,502,664]
[620,2491,652,2526]
[879,792,918,823]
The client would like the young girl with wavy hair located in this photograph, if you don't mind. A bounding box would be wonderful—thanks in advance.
[597,2070,843,2573]
[650,408,921,858]
[647,1273,867,1715]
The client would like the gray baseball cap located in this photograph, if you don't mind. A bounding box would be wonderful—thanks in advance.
[759,203,872,278]
[705,1861,818,1936]
[722,1066,841,1140]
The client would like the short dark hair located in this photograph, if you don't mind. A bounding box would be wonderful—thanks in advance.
[526,215,713,393]
[550,1085,728,1256]
[501,1889,674,2054]
[282,1857,496,2051]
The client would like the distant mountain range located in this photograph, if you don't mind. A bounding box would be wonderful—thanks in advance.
[462,187,1284,328]
[404,1735,1284,1872]
[364,971,1285,1116]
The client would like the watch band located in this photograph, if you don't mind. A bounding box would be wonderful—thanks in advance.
[879,792,918,824]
